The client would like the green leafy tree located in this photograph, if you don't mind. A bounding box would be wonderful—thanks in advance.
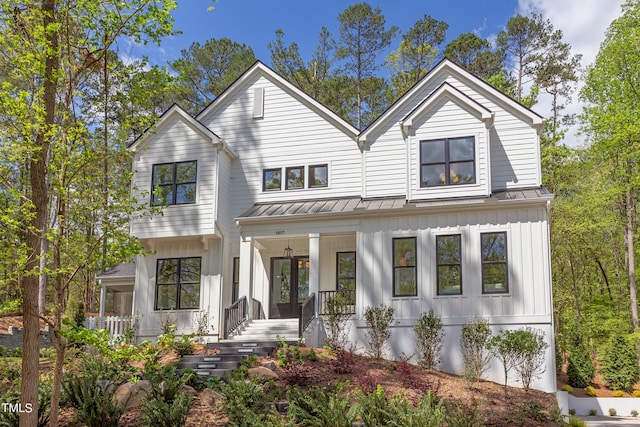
[364,304,395,359]
[385,14,448,100]
[580,0,640,330]
[171,38,256,114]
[598,334,639,392]
[566,331,595,388]
[0,2,177,426]
[414,310,444,370]
[443,32,505,79]
[335,2,398,129]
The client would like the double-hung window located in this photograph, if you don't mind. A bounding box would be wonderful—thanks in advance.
[155,257,201,310]
[481,232,508,293]
[393,238,417,297]
[151,161,197,205]
[436,235,462,295]
[420,137,475,187]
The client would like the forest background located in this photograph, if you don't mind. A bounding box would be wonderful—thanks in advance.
[1,0,640,425]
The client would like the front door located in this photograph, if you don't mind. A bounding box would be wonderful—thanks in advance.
[270,256,309,318]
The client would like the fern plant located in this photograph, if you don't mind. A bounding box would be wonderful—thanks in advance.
[287,383,357,427]
[140,366,194,427]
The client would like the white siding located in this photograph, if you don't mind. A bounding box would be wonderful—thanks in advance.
[364,70,540,198]
[200,74,361,229]
[130,117,218,239]
[135,238,221,341]
[409,98,489,200]
[356,206,552,324]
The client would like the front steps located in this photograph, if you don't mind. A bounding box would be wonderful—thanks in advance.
[226,318,300,342]
[175,319,300,378]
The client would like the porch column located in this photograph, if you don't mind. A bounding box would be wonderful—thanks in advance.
[309,233,320,315]
[98,280,106,329]
[239,236,254,319]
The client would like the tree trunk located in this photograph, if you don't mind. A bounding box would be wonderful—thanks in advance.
[624,184,639,329]
[21,0,58,425]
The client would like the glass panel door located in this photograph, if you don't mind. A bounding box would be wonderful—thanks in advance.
[296,257,309,303]
[269,256,310,319]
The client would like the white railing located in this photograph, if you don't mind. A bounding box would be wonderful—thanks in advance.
[84,316,134,342]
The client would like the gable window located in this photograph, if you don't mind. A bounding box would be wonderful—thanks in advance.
[286,166,304,190]
[309,164,328,188]
[263,168,282,191]
[420,137,475,187]
[155,257,201,310]
[481,232,508,294]
[151,161,197,205]
[393,237,417,297]
[436,234,462,295]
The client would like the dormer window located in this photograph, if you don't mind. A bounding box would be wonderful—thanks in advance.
[151,161,197,206]
[420,137,475,187]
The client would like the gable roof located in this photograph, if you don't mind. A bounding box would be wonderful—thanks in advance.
[401,82,494,133]
[358,58,544,143]
[128,104,237,159]
[196,60,360,139]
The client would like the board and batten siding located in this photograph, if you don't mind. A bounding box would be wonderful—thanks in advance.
[363,70,540,199]
[130,117,218,239]
[134,239,221,341]
[355,206,552,325]
[200,74,361,227]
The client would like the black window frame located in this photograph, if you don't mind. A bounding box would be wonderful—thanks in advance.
[336,251,356,291]
[232,257,240,303]
[308,164,328,188]
[154,257,201,310]
[151,160,197,206]
[263,168,282,191]
[392,237,418,297]
[420,137,475,187]
[481,232,509,294]
[436,234,462,295]
[285,166,305,190]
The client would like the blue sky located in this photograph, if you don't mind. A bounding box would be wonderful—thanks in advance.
[122,0,626,146]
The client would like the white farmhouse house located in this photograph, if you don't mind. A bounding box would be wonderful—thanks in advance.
[113,59,555,391]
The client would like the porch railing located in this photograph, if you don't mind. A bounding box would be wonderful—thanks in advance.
[299,293,316,337]
[223,296,248,339]
[252,299,264,320]
[84,315,133,342]
[318,289,356,315]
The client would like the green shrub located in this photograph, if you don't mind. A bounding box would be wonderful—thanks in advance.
[364,304,395,359]
[414,310,444,370]
[566,332,594,388]
[356,385,446,427]
[609,408,617,416]
[287,383,357,427]
[613,390,625,397]
[562,384,573,394]
[584,385,597,397]
[322,293,353,350]
[173,335,195,356]
[632,409,638,417]
[222,376,279,426]
[0,383,51,427]
[460,317,491,382]
[445,399,486,427]
[568,415,586,427]
[140,366,194,427]
[588,409,597,416]
[634,390,640,397]
[517,400,548,422]
[61,376,123,427]
[598,334,639,392]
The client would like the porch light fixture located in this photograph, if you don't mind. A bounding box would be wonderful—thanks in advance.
[283,240,294,258]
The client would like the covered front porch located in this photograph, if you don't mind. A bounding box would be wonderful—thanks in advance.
[91,263,136,341]
[224,232,356,341]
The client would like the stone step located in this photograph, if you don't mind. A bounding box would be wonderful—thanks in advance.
[176,360,239,370]
[209,340,296,348]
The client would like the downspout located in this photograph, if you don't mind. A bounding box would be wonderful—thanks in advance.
[214,141,225,341]
[485,114,495,195]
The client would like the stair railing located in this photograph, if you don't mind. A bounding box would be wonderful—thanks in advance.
[223,296,248,339]
[298,293,316,338]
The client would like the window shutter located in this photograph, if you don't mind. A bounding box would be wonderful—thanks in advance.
[252,87,264,119]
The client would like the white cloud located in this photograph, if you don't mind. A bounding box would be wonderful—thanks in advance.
[517,0,625,147]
